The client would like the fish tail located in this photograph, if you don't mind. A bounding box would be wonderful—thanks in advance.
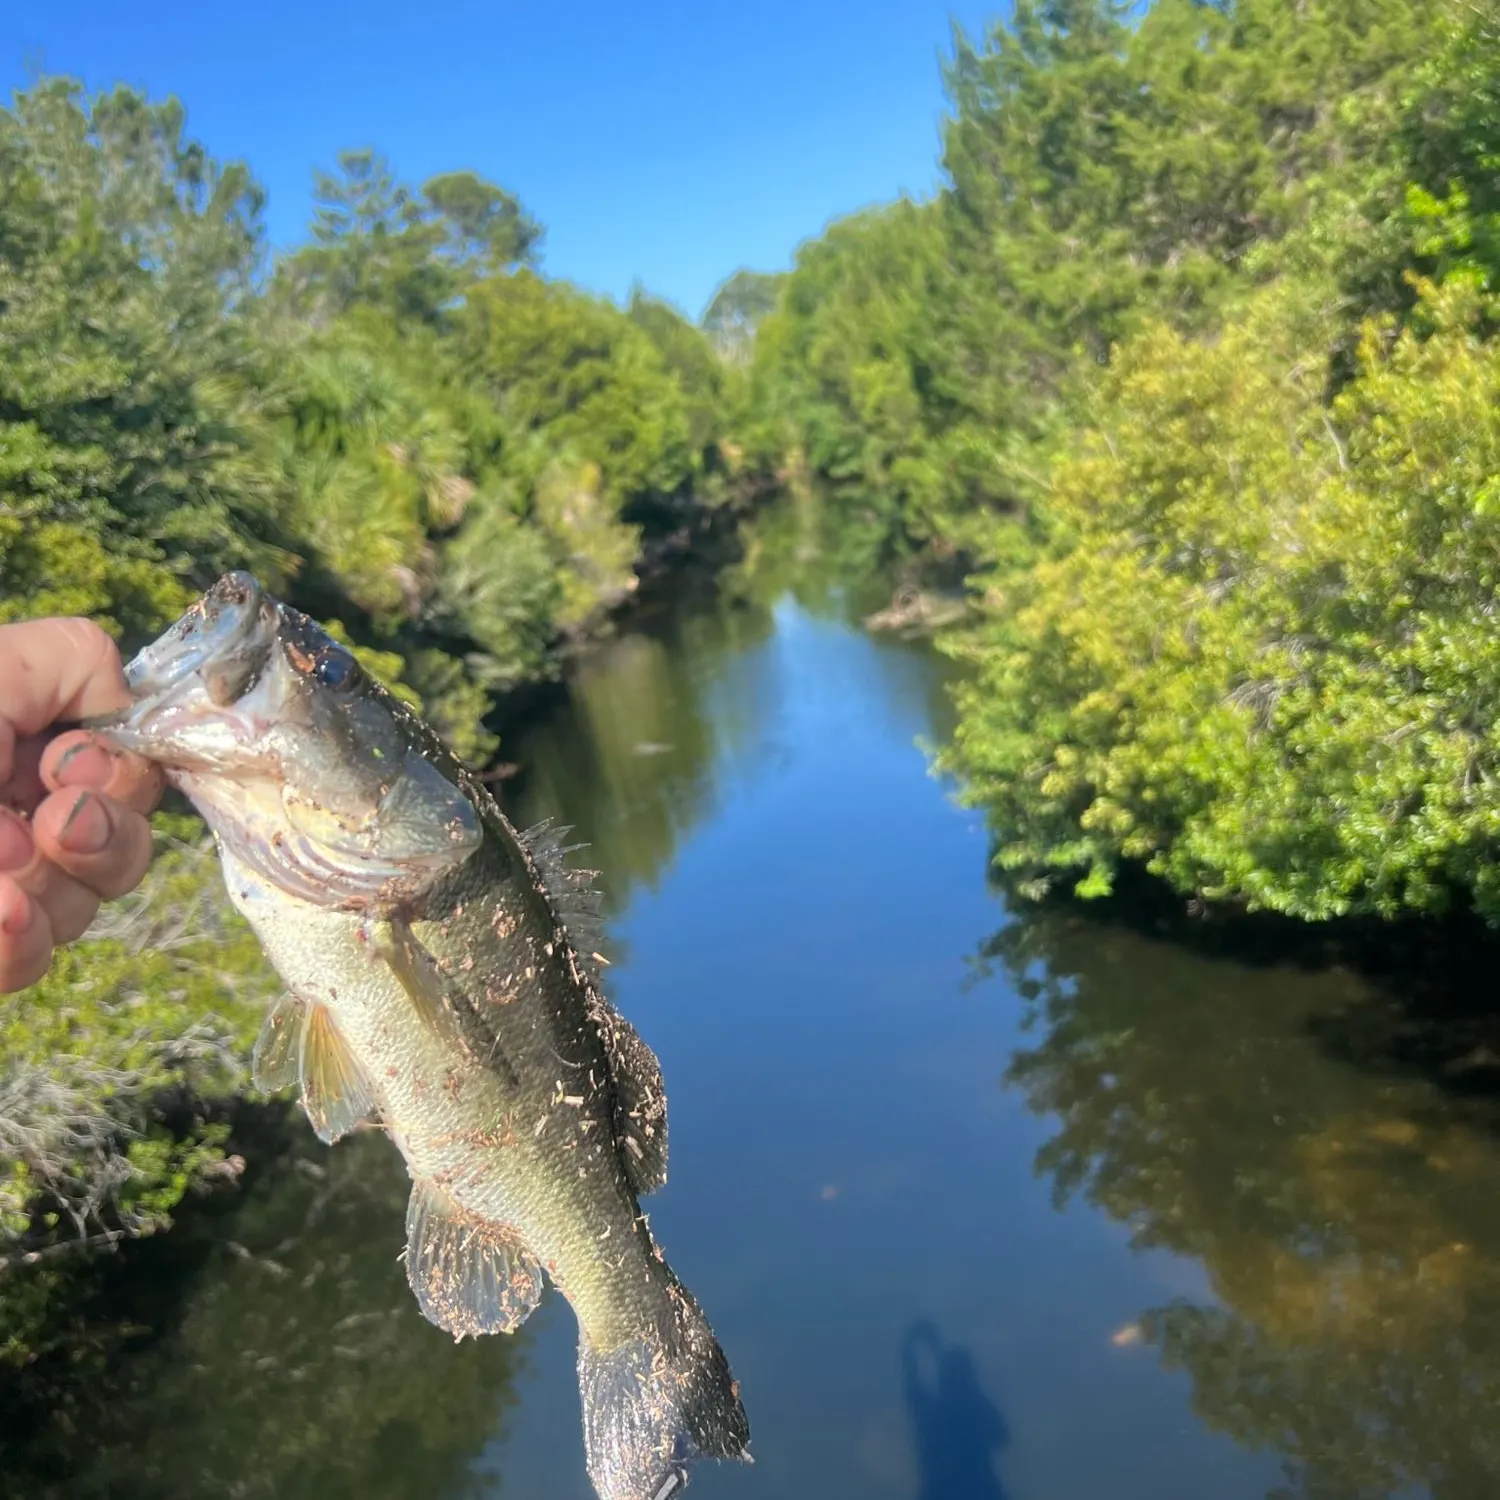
[578,1283,750,1500]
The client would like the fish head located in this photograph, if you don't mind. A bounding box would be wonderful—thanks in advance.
[98,571,482,907]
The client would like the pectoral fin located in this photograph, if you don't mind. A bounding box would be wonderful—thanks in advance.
[300,1002,378,1144]
[371,917,520,1090]
[252,994,303,1095]
[253,993,377,1144]
[405,1178,544,1339]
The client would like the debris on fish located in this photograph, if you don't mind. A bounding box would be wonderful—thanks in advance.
[93,572,750,1500]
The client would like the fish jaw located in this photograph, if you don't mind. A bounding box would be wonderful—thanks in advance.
[124,571,276,703]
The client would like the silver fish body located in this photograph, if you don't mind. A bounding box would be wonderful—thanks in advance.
[97,574,750,1500]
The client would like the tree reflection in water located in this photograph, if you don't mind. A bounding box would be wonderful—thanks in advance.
[1,1121,524,1500]
[502,493,955,916]
[981,884,1500,1500]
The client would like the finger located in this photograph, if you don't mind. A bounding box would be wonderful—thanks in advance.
[41,732,163,817]
[0,802,111,945]
[32,789,156,904]
[0,619,129,781]
[0,878,55,994]
[0,806,34,874]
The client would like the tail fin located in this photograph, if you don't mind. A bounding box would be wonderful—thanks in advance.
[578,1286,750,1500]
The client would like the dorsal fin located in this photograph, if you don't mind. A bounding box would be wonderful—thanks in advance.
[594,999,669,1195]
[518,818,606,974]
[515,819,666,1192]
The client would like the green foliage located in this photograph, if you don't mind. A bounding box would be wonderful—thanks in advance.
[430,491,562,688]
[0,815,278,1323]
[944,273,1500,923]
[457,269,696,520]
[702,269,783,362]
[747,0,1500,926]
[629,286,726,471]
[0,79,288,601]
[751,0,1454,556]
[272,149,541,324]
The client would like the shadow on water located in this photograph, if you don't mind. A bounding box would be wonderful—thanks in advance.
[981,872,1500,1499]
[901,1321,1008,1500]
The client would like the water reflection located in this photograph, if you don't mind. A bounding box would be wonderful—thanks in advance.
[901,1321,1008,1500]
[1,1123,523,1500]
[502,494,957,913]
[982,886,1500,1500]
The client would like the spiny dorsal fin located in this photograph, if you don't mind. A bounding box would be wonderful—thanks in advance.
[518,818,606,973]
[405,1178,543,1339]
[595,1000,669,1195]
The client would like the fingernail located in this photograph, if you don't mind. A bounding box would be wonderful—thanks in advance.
[59,791,112,856]
[53,741,118,789]
[0,884,32,936]
[0,810,33,872]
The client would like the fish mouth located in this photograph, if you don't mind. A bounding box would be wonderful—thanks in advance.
[83,572,285,771]
[124,571,278,704]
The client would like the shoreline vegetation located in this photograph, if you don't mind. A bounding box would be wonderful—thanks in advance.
[745,0,1500,929]
[8,0,1500,1383]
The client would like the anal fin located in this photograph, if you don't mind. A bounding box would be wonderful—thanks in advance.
[251,992,377,1145]
[405,1178,544,1339]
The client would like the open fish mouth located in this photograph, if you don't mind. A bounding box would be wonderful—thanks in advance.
[123,571,280,706]
[82,571,289,775]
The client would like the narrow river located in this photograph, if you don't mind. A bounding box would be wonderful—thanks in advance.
[14,508,1500,1499]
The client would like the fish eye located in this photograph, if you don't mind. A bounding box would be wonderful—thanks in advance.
[313,650,359,691]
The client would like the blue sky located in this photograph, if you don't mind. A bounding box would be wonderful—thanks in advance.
[5,0,1001,318]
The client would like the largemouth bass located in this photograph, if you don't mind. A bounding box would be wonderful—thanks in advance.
[94,573,751,1500]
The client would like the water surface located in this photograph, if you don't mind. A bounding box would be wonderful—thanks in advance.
[13,512,1500,1500]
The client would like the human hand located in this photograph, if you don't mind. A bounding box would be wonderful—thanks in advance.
[0,619,163,993]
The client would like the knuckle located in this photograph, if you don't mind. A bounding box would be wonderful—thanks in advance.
[84,810,154,899]
[60,618,123,678]
[47,891,100,946]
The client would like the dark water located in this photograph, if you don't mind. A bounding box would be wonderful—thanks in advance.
[13,505,1500,1499]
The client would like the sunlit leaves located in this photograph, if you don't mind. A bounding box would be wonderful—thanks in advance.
[944,273,1500,923]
